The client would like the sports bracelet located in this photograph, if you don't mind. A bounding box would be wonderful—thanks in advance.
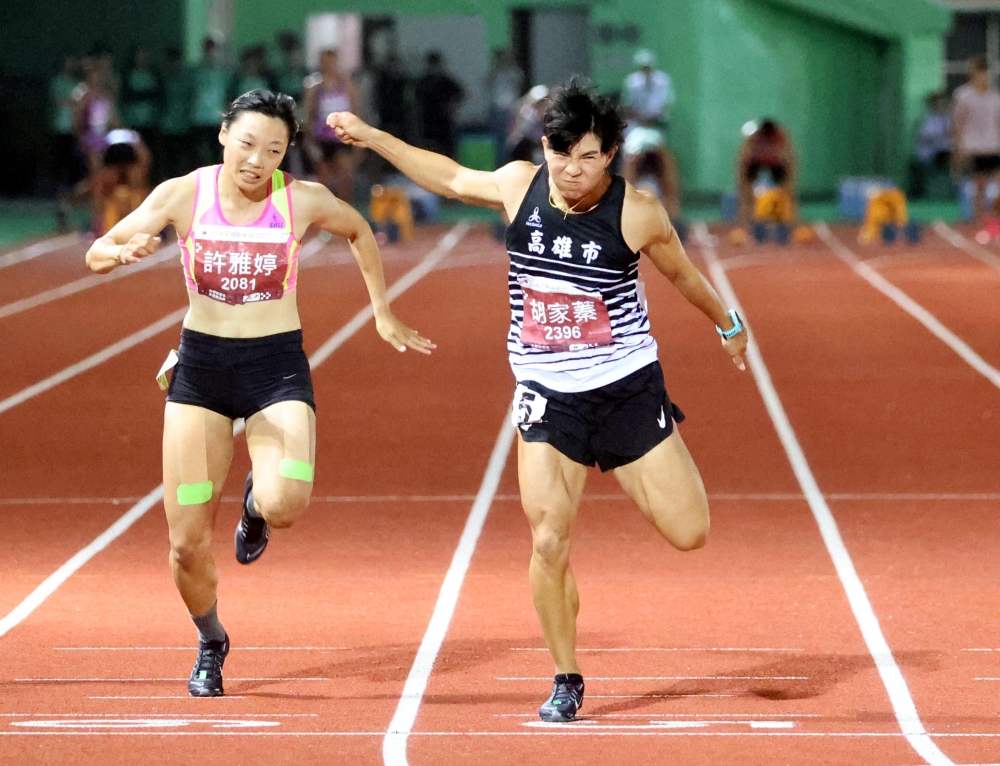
[715,309,743,340]
[115,244,127,265]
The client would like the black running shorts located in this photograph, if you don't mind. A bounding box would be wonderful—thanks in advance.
[166,328,315,421]
[511,361,684,472]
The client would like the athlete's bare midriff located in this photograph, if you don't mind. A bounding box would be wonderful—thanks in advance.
[183,289,302,338]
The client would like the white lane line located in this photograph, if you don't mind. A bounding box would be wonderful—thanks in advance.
[55,646,348,651]
[933,221,1000,275]
[0,235,336,417]
[11,677,336,682]
[497,676,808,681]
[0,224,468,640]
[382,415,516,766]
[509,647,801,653]
[0,309,188,416]
[1,732,1000,740]
[697,222,954,766]
[7,491,1000,506]
[815,222,1000,392]
[0,233,81,270]
[0,244,178,320]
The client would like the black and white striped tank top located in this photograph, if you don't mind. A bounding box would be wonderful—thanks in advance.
[504,164,658,392]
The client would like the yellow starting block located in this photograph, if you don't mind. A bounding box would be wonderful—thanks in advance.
[369,185,414,242]
[859,188,908,245]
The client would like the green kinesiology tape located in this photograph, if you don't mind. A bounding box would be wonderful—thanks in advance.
[176,481,213,506]
[279,458,314,482]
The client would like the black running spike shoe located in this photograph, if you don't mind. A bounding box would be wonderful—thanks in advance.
[188,634,230,697]
[235,471,269,564]
[538,673,585,722]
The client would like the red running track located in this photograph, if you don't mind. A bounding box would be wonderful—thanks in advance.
[1,223,998,765]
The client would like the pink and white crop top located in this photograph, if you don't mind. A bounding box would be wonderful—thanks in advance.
[180,165,300,305]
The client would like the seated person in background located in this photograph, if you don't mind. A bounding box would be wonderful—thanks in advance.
[93,129,151,236]
[736,119,797,229]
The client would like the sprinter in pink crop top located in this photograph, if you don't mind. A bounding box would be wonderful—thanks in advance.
[84,89,434,698]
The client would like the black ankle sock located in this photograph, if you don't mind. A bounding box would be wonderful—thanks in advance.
[555,673,584,684]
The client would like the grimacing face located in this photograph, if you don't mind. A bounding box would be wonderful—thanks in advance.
[219,111,290,191]
[542,133,616,202]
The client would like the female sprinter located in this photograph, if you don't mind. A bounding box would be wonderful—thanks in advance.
[85,90,432,697]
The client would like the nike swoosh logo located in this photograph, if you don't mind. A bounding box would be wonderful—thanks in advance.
[283,374,297,380]
[657,407,666,429]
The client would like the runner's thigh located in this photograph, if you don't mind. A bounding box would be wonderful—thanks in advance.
[245,400,317,507]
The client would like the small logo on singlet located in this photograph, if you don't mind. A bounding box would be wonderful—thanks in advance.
[526,207,543,228]
[269,214,283,229]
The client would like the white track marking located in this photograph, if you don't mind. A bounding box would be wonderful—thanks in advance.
[12,677,336,682]
[0,233,81,270]
[933,221,1000,274]
[0,308,188,416]
[0,245,178,320]
[7,491,1000,505]
[697,222,954,766]
[382,415,515,766]
[1,732,999,741]
[509,647,801,652]
[815,222,1000,392]
[55,646,348,651]
[497,676,808,681]
[0,224,467,640]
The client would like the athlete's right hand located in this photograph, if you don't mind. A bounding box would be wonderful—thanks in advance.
[326,112,373,148]
[117,233,161,265]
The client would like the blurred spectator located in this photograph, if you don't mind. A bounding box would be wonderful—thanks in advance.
[375,52,411,140]
[506,84,548,164]
[50,55,84,194]
[304,49,357,201]
[274,31,308,176]
[160,46,192,181]
[231,45,275,101]
[486,48,523,164]
[735,118,798,228]
[622,49,679,217]
[910,91,952,199]
[952,56,1000,222]
[73,56,120,173]
[274,31,308,102]
[415,51,464,158]
[122,47,161,174]
[190,38,231,167]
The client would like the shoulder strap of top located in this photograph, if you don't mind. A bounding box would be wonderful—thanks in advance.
[269,170,294,235]
[191,165,218,226]
[511,163,548,223]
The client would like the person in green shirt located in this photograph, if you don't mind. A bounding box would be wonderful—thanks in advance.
[161,46,193,180]
[50,54,83,192]
[122,47,162,178]
[190,38,232,167]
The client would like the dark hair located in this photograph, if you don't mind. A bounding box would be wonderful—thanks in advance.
[758,118,781,139]
[222,89,300,144]
[543,77,625,154]
[971,55,989,73]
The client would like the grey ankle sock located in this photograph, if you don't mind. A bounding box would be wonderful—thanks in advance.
[191,603,226,644]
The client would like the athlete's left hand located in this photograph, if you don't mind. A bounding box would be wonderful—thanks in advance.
[722,332,748,371]
[375,311,436,354]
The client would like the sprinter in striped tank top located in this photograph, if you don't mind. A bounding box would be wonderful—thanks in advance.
[85,90,432,699]
[328,78,748,723]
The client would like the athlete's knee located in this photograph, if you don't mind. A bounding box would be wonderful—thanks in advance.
[169,531,213,571]
[256,487,310,529]
[531,524,572,569]
[672,516,710,552]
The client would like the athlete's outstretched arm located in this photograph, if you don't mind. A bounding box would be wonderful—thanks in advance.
[636,196,747,370]
[84,176,189,273]
[326,111,510,210]
[297,180,435,354]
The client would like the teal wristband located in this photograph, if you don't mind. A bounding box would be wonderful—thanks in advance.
[716,310,743,340]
